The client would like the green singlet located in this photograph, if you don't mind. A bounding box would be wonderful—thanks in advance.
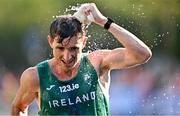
[37,53,110,115]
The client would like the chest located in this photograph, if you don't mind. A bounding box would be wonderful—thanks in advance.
[40,71,99,109]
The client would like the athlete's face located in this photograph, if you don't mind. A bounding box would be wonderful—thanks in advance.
[48,34,87,70]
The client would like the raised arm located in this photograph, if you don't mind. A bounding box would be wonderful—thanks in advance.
[100,22,152,69]
[11,67,39,115]
[83,3,152,70]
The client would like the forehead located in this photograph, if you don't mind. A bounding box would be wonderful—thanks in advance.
[55,35,83,47]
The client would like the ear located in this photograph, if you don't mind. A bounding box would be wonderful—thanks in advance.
[47,35,54,48]
[82,35,88,48]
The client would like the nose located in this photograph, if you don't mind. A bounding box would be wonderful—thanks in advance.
[62,50,72,63]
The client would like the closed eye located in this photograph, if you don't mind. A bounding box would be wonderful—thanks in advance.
[69,47,79,51]
[56,47,64,51]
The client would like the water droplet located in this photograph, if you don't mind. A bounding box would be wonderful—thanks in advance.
[150,45,154,49]
[158,34,161,37]
[87,35,91,38]
[55,15,59,18]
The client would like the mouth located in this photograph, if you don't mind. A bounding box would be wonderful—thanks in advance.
[61,59,75,67]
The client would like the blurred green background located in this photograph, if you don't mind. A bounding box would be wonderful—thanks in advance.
[0,0,179,73]
[0,0,180,115]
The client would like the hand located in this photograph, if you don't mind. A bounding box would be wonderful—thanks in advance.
[81,3,107,26]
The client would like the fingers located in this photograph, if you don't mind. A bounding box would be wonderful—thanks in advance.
[81,3,96,16]
[82,5,91,16]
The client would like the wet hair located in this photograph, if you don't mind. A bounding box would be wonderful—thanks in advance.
[49,15,83,44]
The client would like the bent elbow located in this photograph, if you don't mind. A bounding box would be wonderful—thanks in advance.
[140,48,152,63]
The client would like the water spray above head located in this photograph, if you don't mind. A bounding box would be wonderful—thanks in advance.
[73,3,95,25]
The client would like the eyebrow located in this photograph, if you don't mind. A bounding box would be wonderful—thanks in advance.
[55,45,80,48]
[55,46,64,48]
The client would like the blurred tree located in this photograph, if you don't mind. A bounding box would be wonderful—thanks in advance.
[0,0,179,74]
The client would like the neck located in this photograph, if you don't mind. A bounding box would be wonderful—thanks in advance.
[50,58,80,79]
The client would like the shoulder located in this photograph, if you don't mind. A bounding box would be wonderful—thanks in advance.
[87,50,110,60]
[87,50,111,75]
[87,49,111,65]
[22,66,37,75]
[87,50,102,65]
[20,66,39,91]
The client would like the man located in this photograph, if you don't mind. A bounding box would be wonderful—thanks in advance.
[11,3,152,115]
